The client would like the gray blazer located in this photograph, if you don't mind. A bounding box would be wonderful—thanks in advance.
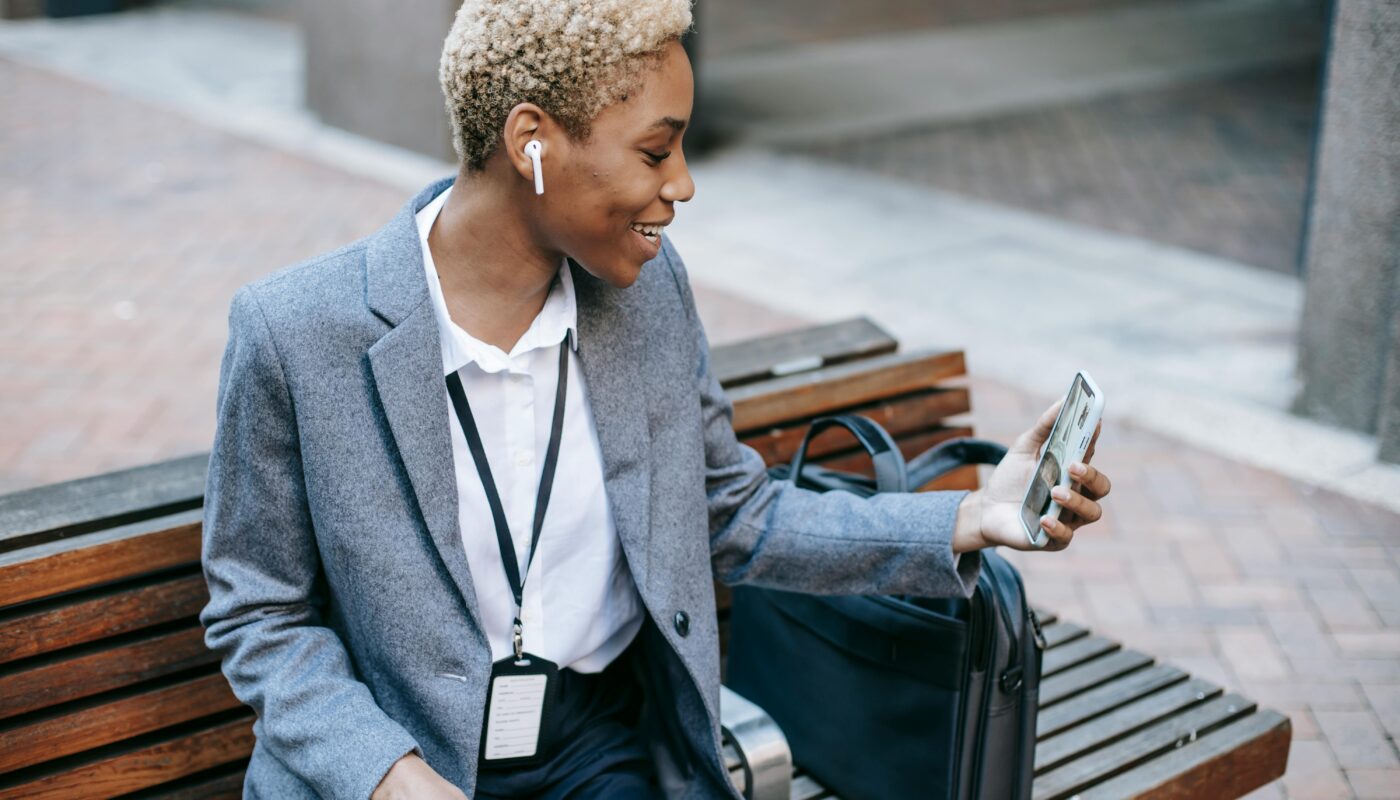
[199,175,981,800]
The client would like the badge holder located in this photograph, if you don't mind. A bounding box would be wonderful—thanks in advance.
[480,622,559,768]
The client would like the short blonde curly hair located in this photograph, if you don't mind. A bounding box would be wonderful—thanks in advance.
[440,0,693,171]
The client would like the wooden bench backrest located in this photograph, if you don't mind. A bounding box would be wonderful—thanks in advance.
[0,318,964,798]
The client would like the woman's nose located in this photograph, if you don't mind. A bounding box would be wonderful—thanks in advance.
[661,153,696,204]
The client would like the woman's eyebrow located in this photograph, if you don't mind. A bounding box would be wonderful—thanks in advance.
[649,116,687,131]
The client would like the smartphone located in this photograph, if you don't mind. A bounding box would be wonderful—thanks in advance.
[1020,371,1105,548]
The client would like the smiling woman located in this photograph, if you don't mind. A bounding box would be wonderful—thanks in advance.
[196,2,1109,799]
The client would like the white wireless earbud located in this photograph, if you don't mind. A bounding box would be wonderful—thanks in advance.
[524,139,543,195]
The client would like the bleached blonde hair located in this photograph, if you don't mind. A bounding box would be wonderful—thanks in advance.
[440,0,693,170]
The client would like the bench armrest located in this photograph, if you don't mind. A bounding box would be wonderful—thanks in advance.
[720,685,792,800]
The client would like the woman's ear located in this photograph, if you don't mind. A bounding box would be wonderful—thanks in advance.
[502,103,549,188]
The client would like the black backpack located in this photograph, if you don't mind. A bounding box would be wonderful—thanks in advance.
[726,415,1045,800]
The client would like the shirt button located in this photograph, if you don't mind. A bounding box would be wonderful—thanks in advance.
[515,451,530,467]
[674,611,690,638]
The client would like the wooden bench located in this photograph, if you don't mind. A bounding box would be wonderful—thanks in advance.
[0,318,1290,799]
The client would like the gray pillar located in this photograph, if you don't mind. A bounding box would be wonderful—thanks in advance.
[1294,0,1400,463]
[296,0,459,162]
[1380,298,1400,463]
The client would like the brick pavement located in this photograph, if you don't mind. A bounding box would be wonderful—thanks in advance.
[796,62,1321,276]
[4,55,1399,797]
[0,56,803,494]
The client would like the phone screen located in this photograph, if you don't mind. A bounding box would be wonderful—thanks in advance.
[1021,375,1096,539]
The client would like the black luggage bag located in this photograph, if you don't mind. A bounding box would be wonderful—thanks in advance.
[726,415,1045,800]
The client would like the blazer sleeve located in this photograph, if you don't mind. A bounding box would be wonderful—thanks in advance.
[659,237,982,598]
[199,286,422,800]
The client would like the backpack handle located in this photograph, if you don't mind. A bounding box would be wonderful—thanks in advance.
[789,415,908,494]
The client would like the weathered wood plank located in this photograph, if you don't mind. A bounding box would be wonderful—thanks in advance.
[728,350,966,433]
[0,625,218,720]
[791,773,834,800]
[738,389,971,466]
[0,714,254,800]
[0,453,206,553]
[1042,636,1120,678]
[0,670,240,774]
[1034,678,1222,774]
[1032,694,1256,800]
[1040,621,1090,650]
[1039,650,1154,708]
[712,317,897,389]
[134,764,246,800]
[0,515,201,607]
[1078,710,1291,799]
[1037,664,1188,739]
[0,571,208,664]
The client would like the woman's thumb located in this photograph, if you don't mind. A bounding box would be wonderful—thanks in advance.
[1012,399,1062,455]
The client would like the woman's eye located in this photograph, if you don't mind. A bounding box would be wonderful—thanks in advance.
[643,150,671,165]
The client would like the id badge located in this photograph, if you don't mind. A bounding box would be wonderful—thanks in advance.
[479,653,559,768]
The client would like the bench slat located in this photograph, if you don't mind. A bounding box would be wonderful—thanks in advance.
[0,624,217,720]
[738,389,970,465]
[790,772,834,800]
[713,317,897,389]
[0,670,239,774]
[1037,664,1188,739]
[1039,622,1089,649]
[0,454,206,553]
[729,350,966,433]
[0,713,254,799]
[134,763,246,799]
[1039,650,1154,708]
[1077,710,1291,799]
[0,515,202,607]
[0,571,208,664]
[1032,694,1256,800]
[1034,678,1222,774]
[1042,635,1120,678]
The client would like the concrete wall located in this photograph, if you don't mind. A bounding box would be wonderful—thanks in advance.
[1295,0,1400,463]
[296,0,459,162]
[0,0,46,18]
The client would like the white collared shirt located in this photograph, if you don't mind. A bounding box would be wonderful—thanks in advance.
[418,184,643,673]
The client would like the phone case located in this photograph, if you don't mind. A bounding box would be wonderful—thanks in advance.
[1021,371,1105,548]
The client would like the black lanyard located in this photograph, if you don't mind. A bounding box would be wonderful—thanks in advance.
[444,334,570,660]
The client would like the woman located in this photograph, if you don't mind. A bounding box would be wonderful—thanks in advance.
[199,1,1112,798]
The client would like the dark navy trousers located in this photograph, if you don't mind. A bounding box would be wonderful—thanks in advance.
[473,652,663,800]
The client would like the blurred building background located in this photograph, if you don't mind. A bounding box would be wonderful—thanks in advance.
[2,1,1398,796]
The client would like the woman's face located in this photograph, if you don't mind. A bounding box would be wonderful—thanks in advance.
[540,40,696,288]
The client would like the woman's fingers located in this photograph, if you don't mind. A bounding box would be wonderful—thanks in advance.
[1052,485,1102,527]
[1069,462,1112,500]
[1038,515,1074,551]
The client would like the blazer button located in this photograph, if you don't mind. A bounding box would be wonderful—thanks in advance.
[674,610,690,638]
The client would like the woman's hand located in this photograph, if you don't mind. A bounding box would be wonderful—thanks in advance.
[953,399,1112,553]
[371,753,470,800]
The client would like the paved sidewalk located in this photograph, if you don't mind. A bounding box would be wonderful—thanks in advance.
[3,8,1399,797]
[798,61,1321,276]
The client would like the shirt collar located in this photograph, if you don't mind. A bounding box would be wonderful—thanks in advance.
[416,182,579,377]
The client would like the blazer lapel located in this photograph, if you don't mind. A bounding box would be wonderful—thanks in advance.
[572,261,653,592]
[364,177,487,637]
